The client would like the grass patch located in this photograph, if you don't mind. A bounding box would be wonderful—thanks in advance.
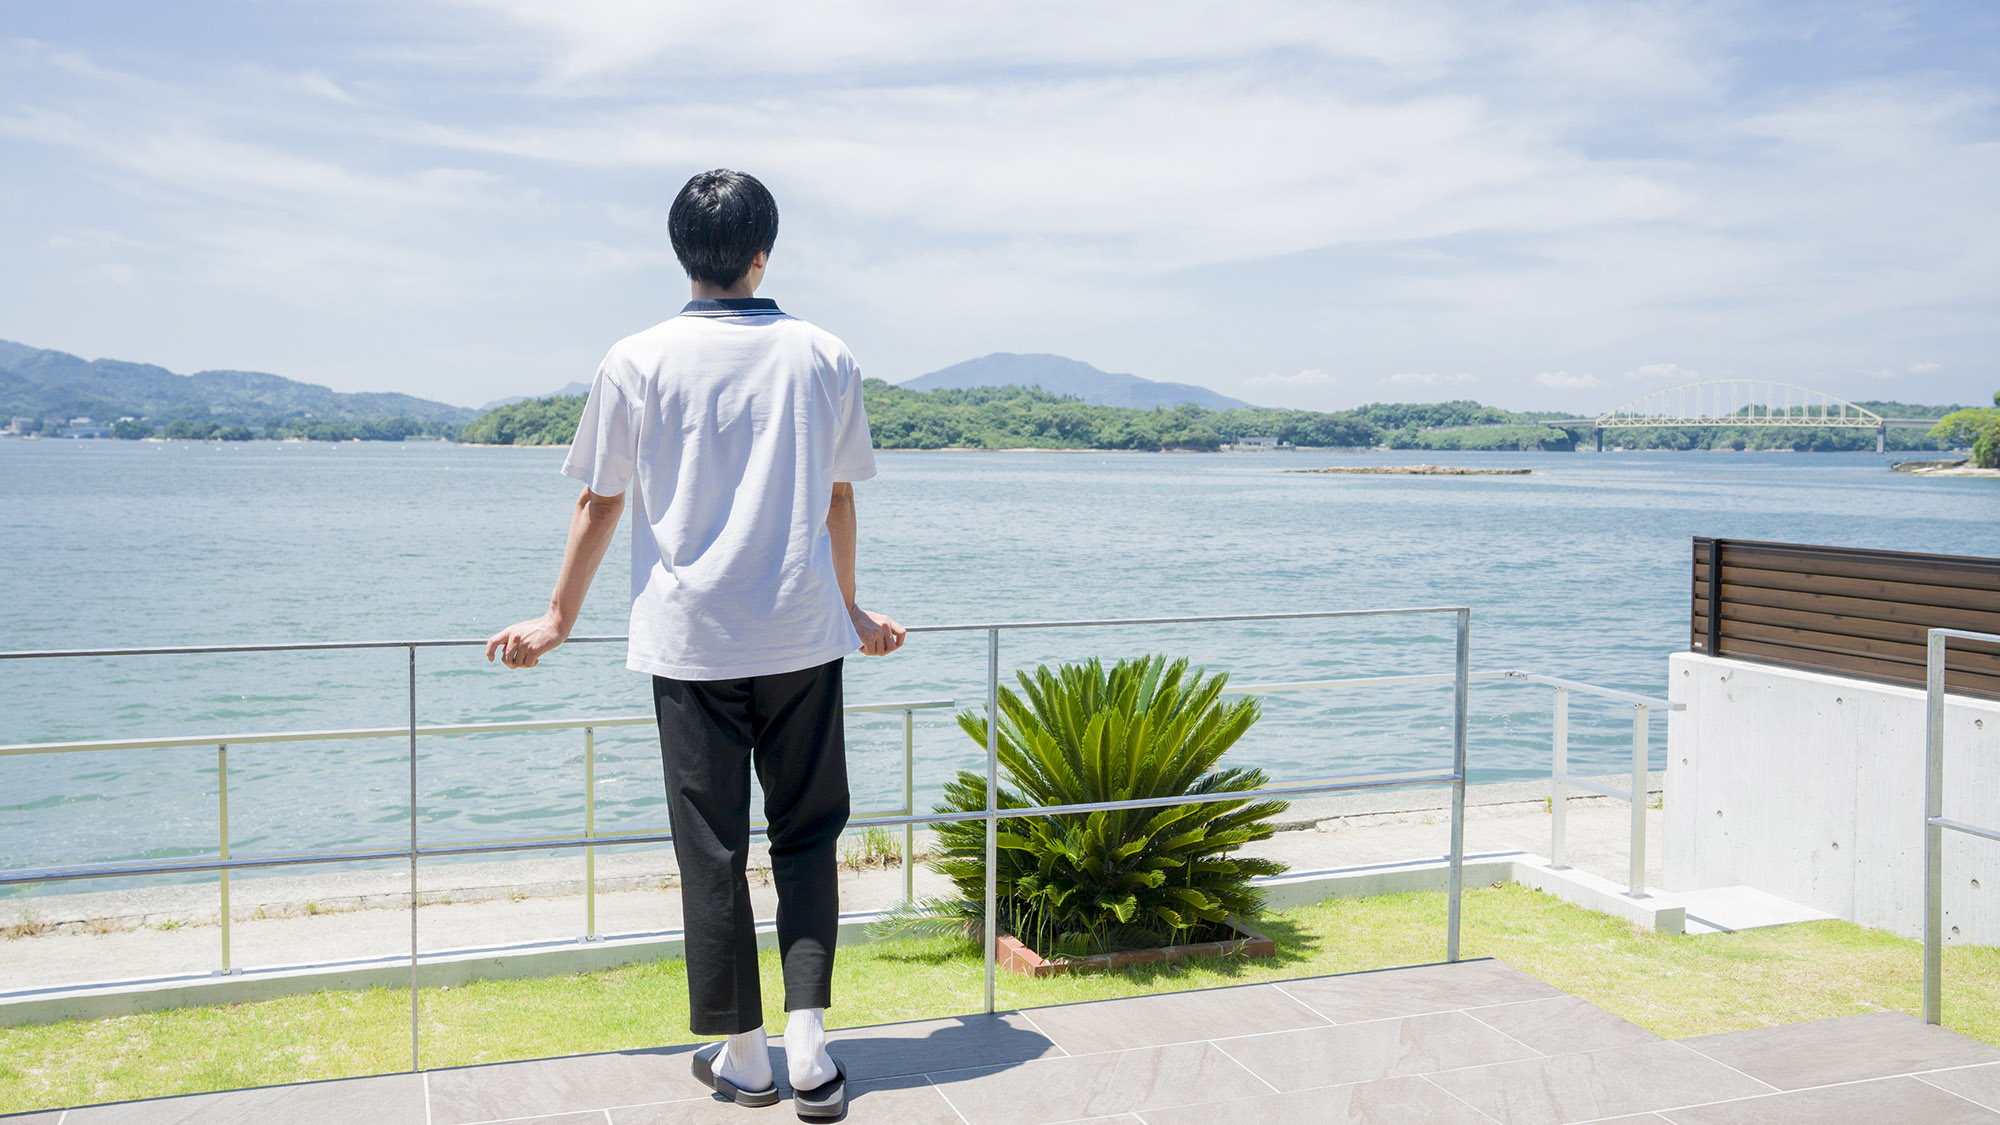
[3,883,1995,1114]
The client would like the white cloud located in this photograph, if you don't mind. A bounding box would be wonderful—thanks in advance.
[1863,361,1947,381]
[1623,362,1697,382]
[2,4,1997,409]
[1387,371,1477,386]
[1249,368,1332,388]
[1535,371,1602,389]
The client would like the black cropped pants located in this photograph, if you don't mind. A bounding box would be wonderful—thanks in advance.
[652,658,849,1035]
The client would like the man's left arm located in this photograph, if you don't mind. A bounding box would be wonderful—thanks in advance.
[829,482,905,656]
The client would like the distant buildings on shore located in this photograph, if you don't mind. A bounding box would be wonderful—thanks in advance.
[1220,435,1294,452]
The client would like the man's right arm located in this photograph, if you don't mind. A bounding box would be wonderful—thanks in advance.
[486,487,625,669]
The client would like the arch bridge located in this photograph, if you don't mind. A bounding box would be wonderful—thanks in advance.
[1589,380,1936,453]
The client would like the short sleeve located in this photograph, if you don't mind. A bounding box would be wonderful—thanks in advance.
[831,354,878,483]
[560,357,639,496]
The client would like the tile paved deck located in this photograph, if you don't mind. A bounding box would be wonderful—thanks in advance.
[19,958,2000,1124]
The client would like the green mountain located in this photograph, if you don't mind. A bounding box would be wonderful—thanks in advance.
[0,340,476,429]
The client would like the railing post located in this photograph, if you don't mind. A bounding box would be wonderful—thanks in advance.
[1924,630,1947,1025]
[1628,703,1649,897]
[585,726,597,942]
[984,627,1000,1015]
[408,645,420,1072]
[1550,688,1568,869]
[1448,609,1468,963]
[902,708,915,905]
[217,743,231,975]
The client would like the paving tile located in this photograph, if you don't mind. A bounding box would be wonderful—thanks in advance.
[1277,959,1564,1023]
[427,1047,711,1123]
[825,1011,1060,1080]
[483,1114,613,1125]
[927,1040,1270,1125]
[61,1072,425,1124]
[0,1113,67,1124]
[1924,1063,2000,1113]
[1139,1074,1493,1124]
[1660,1074,2000,1124]
[1682,1011,2000,1091]
[611,1073,959,1123]
[1468,996,1660,1055]
[1020,983,1324,1055]
[1424,1040,1774,1125]
[1572,1117,1671,1123]
[1215,1010,1539,1091]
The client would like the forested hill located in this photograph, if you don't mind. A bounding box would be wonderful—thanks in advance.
[0,339,475,430]
[462,381,1970,453]
[463,383,1574,449]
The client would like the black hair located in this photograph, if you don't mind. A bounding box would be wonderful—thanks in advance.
[668,169,779,287]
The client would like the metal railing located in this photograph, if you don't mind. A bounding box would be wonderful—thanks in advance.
[0,697,957,960]
[1228,669,1674,896]
[0,606,1676,1071]
[1923,627,2000,1026]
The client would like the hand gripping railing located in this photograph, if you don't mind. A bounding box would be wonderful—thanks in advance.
[1923,627,2000,1026]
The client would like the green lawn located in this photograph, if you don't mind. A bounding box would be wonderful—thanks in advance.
[4,883,1996,1115]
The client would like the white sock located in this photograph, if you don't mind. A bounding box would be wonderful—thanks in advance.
[784,1007,837,1090]
[715,1025,773,1092]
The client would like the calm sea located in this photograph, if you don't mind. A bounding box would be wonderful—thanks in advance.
[4,439,1997,886]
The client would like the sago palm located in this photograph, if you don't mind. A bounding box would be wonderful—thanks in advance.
[888,655,1287,958]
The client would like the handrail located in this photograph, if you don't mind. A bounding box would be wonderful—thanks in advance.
[0,605,1679,1076]
[1923,627,2000,1025]
[0,607,1473,662]
[0,699,957,757]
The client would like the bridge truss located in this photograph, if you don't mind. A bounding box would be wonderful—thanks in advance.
[1596,380,1882,430]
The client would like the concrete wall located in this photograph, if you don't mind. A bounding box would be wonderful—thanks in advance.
[1665,652,2000,944]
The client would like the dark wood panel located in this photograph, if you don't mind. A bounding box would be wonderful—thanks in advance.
[1697,582,2000,636]
[1721,600,2000,650]
[1690,538,2000,697]
[1718,619,2000,675]
[1695,569,2000,615]
[1695,539,2000,590]
[1721,637,2000,699]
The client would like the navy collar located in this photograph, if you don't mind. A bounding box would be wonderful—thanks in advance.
[680,297,783,318]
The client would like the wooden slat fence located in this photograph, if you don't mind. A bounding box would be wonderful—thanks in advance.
[1692,537,2000,700]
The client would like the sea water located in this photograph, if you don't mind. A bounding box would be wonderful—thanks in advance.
[3,439,1997,884]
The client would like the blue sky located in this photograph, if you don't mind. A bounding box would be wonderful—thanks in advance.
[3,1,1996,411]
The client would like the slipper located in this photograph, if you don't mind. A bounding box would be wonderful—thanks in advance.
[792,1061,846,1122]
[691,1042,781,1108]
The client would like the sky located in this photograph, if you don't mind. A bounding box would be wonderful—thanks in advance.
[2,1,1996,412]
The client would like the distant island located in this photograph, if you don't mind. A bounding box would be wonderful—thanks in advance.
[465,379,1968,454]
[0,338,472,441]
[0,336,1978,455]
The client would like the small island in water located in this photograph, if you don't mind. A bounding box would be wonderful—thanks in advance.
[1288,465,1532,476]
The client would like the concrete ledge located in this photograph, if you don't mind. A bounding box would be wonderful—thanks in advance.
[1510,856,1686,936]
[1256,854,1521,909]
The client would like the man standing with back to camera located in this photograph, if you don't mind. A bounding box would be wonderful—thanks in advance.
[487,169,905,1121]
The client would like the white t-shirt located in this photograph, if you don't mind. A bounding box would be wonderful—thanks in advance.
[560,298,878,681]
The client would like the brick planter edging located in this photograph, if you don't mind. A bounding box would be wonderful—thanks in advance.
[994,916,1277,978]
